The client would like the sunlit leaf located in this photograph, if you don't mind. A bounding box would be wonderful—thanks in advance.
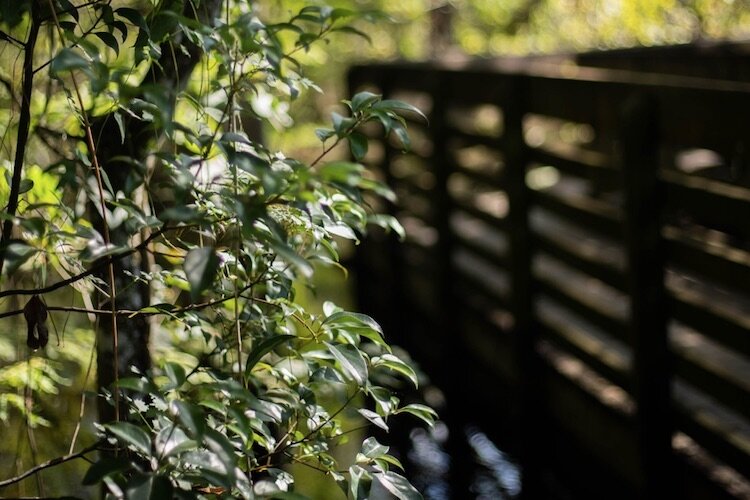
[104,422,151,456]
[184,247,219,301]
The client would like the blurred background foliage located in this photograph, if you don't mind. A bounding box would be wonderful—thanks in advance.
[263,0,750,156]
[2,0,750,496]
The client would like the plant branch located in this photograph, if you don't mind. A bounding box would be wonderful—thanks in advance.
[0,225,175,300]
[0,7,41,276]
[0,442,101,489]
[0,278,260,320]
[0,29,25,47]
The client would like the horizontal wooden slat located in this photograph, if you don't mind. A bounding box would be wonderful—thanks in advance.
[674,382,750,479]
[534,254,630,340]
[445,126,501,148]
[664,225,750,291]
[673,352,750,422]
[537,342,639,486]
[537,301,630,388]
[451,163,506,190]
[536,279,629,343]
[668,286,750,358]
[457,298,517,383]
[662,169,750,236]
[533,228,627,290]
[454,266,510,308]
[532,187,622,237]
[454,233,510,271]
[452,199,509,231]
[529,142,618,184]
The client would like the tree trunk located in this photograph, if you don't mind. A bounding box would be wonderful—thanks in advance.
[93,0,223,423]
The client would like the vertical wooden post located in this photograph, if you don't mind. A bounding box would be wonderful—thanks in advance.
[502,76,544,499]
[427,70,475,498]
[620,93,672,499]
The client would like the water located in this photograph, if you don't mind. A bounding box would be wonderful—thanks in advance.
[405,420,522,499]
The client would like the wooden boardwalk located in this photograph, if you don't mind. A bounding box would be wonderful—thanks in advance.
[350,56,750,499]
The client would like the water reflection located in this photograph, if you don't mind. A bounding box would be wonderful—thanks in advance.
[406,421,522,499]
[408,422,451,500]
[467,426,522,499]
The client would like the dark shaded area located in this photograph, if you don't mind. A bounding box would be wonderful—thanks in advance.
[351,44,750,499]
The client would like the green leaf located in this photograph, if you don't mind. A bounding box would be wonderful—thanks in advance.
[50,48,90,75]
[269,241,313,278]
[116,376,156,393]
[155,425,195,458]
[391,121,411,150]
[104,422,151,456]
[82,457,133,485]
[170,400,206,437]
[115,7,145,27]
[315,127,335,142]
[372,354,418,387]
[358,409,388,431]
[394,403,438,427]
[324,311,383,335]
[244,334,295,377]
[319,161,363,185]
[2,241,38,275]
[331,112,355,136]
[202,428,237,478]
[350,91,380,113]
[184,247,220,301]
[163,362,186,389]
[125,473,174,500]
[374,471,422,500]
[94,31,119,54]
[332,26,372,44]
[159,206,202,223]
[349,465,371,499]
[326,343,367,385]
[361,436,389,458]
[18,179,33,194]
[348,132,368,161]
[373,100,428,122]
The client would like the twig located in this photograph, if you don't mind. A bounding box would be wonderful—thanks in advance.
[0,280,259,320]
[68,335,97,454]
[0,29,25,47]
[291,389,360,447]
[0,225,171,300]
[0,442,101,489]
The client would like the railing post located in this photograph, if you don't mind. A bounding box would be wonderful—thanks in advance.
[502,76,544,499]
[426,70,476,498]
[619,93,672,498]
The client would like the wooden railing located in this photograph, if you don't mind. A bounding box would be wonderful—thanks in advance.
[349,59,750,499]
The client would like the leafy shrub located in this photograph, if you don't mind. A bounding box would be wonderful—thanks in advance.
[0,1,434,497]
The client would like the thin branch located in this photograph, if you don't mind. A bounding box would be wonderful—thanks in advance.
[0,29,25,47]
[0,280,259,320]
[310,117,365,168]
[0,7,41,275]
[292,389,360,447]
[0,442,101,489]
[256,389,361,465]
[0,225,171,300]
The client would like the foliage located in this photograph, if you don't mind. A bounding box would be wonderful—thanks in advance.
[0,0,435,498]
